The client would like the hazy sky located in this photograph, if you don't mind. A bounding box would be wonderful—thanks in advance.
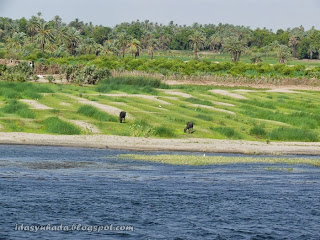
[0,0,319,30]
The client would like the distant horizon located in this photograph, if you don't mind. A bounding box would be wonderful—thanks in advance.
[0,0,319,31]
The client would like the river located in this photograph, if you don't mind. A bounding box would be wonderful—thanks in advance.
[0,145,319,239]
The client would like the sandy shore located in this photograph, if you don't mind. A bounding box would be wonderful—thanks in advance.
[1,132,320,155]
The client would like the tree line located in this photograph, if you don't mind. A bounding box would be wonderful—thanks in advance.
[0,13,320,63]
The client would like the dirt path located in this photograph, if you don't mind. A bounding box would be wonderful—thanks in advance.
[209,90,248,99]
[20,99,53,110]
[190,104,236,115]
[92,93,171,105]
[1,132,320,155]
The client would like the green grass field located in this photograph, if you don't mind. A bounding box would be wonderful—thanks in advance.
[0,77,320,142]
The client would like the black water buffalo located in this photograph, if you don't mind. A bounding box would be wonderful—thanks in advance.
[184,121,193,133]
[119,111,126,123]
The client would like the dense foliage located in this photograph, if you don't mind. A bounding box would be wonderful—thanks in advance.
[1,14,320,62]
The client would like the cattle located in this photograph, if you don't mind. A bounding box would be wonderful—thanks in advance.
[184,121,193,134]
[119,111,126,123]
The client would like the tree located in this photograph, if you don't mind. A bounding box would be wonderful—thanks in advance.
[116,32,131,58]
[289,35,300,58]
[92,26,111,44]
[223,37,247,62]
[147,38,158,60]
[309,45,316,60]
[189,31,206,59]
[208,33,222,52]
[6,32,26,57]
[270,41,291,63]
[128,38,141,58]
[34,21,54,53]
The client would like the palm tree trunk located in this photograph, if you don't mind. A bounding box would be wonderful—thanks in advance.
[194,42,198,59]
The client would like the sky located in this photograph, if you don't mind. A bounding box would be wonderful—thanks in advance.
[0,0,319,31]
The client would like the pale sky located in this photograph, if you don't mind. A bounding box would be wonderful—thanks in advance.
[0,0,319,30]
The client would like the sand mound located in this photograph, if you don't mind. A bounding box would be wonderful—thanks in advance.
[20,99,53,110]
[191,104,236,115]
[209,90,248,99]
[160,90,193,98]
[69,120,100,134]
[212,101,235,107]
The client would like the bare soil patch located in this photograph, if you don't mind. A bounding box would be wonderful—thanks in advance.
[20,99,53,110]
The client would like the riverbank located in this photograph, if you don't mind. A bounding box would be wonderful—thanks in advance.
[1,132,320,155]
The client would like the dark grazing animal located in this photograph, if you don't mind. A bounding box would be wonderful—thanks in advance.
[184,121,193,133]
[119,111,126,123]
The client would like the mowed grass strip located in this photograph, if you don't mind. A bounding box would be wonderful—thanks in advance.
[77,105,118,122]
[43,117,81,135]
[119,154,320,167]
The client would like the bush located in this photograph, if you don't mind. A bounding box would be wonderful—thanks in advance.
[1,99,35,118]
[43,117,81,135]
[211,127,242,139]
[268,127,318,142]
[154,125,176,137]
[250,126,266,137]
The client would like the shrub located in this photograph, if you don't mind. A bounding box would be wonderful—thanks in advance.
[43,117,81,135]
[154,125,176,137]
[211,127,242,139]
[1,99,35,118]
[250,126,266,137]
[268,127,318,142]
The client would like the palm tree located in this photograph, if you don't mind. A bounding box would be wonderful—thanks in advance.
[34,21,54,53]
[103,39,118,55]
[6,32,26,57]
[288,35,300,58]
[208,34,222,53]
[189,31,206,59]
[223,36,247,62]
[147,38,157,60]
[117,32,131,58]
[309,45,316,60]
[64,27,81,55]
[128,38,141,58]
[27,16,38,42]
[270,41,291,64]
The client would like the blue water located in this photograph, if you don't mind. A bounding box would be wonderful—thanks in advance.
[0,145,320,239]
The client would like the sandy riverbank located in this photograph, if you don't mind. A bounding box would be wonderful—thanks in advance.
[1,132,320,155]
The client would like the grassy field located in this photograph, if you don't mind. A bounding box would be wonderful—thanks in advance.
[139,50,320,67]
[1,77,320,142]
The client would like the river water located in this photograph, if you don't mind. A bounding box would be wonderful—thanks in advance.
[0,145,320,239]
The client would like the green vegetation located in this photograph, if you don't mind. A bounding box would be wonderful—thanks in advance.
[43,117,81,135]
[1,99,35,118]
[118,154,320,167]
[96,76,168,94]
[0,80,319,142]
[77,105,117,122]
